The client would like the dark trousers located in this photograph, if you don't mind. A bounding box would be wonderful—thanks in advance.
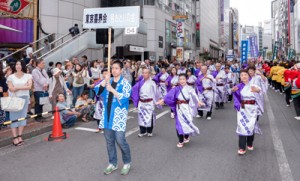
[285,86,292,105]
[239,134,255,150]
[140,116,154,134]
[34,91,44,118]
[228,94,233,102]
[215,102,224,109]
[293,96,300,116]
[268,78,272,86]
[278,83,283,93]
[198,106,213,117]
[272,80,276,88]
[176,130,189,143]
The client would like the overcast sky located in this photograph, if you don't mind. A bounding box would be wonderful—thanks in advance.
[230,0,272,27]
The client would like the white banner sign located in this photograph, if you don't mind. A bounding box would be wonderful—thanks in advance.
[83,6,140,29]
[129,45,144,52]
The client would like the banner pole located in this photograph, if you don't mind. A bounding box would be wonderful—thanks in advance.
[107,27,112,73]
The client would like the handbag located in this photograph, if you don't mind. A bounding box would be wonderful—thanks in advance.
[0,95,25,112]
[62,112,73,121]
[75,73,84,84]
[39,92,50,105]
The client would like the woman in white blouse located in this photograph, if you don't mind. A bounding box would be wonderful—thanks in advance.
[7,60,33,146]
[90,61,101,80]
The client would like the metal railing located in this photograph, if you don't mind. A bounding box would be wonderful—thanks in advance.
[38,30,89,59]
[0,33,55,62]
[33,32,74,58]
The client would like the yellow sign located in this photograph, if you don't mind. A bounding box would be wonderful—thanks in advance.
[172,15,188,20]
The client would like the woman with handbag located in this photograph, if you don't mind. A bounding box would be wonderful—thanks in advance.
[72,64,86,106]
[7,60,33,146]
[49,68,71,119]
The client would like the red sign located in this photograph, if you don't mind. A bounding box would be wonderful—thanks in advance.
[196,22,200,30]
[0,0,30,15]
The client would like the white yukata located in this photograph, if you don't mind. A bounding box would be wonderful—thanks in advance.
[177,68,187,75]
[236,83,262,136]
[198,74,215,112]
[249,74,268,116]
[159,73,169,97]
[214,70,227,103]
[172,86,200,135]
[209,65,216,72]
[187,75,197,88]
[225,72,236,96]
[138,79,161,128]
[170,75,179,88]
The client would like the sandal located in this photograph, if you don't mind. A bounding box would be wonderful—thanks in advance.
[82,117,88,122]
[18,135,24,145]
[12,136,19,146]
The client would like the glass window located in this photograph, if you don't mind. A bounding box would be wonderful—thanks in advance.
[144,0,155,5]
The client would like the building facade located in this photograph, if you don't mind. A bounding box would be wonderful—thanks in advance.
[100,0,197,61]
[197,0,220,59]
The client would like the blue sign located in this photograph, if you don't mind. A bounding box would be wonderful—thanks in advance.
[249,36,259,58]
[241,40,248,64]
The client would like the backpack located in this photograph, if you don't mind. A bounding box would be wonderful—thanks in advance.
[47,67,53,78]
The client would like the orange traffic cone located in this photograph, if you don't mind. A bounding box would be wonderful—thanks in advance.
[48,106,67,141]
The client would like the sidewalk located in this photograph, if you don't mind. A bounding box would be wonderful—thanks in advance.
[0,117,53,148]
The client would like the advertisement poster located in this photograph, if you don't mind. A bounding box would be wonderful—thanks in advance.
[176,47,183,62]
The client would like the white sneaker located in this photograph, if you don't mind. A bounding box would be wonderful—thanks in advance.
[290,99,293,103]
[196,115,200,118]
[294,117,300,120]
[238,149,246,155]
[51,116,54,119]
[287,104,290,107]
[247,146,254,151]
[147,133,153,137]
[177,142,184,148]
[138,133,147,137]
[171,113,174,119]
[207,117,212,120]
[183,137,190,143]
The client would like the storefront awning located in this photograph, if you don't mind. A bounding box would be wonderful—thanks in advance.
[0,24,22,32]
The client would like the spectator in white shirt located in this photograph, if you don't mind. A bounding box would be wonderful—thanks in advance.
[90,61,101,81]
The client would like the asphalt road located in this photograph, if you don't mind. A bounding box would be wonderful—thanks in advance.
[0,90,300,181]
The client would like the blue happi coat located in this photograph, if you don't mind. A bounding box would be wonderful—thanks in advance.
[98,76,132,132]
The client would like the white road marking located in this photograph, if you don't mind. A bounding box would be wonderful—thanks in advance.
[75,110,169,136]
[127,116,134,120]
[125,110,170,137]
[75,127,98,132]
[128,108,136,112]
[265,94,294,181]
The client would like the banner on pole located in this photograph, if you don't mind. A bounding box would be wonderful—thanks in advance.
[272,41,279,60]
[241,40,249,64]
[249,36,259,58]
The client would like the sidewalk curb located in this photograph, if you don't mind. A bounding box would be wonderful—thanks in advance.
[0,120,52,148]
